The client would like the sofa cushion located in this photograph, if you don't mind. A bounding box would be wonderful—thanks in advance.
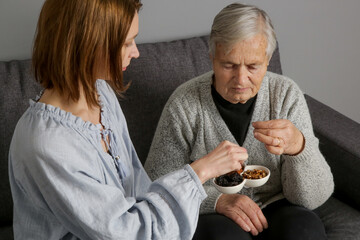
[314,197,360,239]
[122,35,282,163]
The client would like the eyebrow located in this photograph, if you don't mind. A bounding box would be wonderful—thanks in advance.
[220,60,238,65]
[220,59,262,66]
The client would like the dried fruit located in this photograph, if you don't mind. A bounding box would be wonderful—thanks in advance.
[215,171,244,186]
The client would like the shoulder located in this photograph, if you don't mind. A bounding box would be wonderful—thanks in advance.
[261,72,310,122]
[264,71,304,101]
[10,107,98,172]
[265,71,301,91]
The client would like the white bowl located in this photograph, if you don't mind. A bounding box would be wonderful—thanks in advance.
[243,165,270,188]
[212,177,246,194]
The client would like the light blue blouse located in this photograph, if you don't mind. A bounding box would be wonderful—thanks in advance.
[9,80,207,240]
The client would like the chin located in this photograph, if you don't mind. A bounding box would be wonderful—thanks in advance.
[231,95,249,104]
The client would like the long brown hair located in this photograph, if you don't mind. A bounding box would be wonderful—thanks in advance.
[32,0,142,107]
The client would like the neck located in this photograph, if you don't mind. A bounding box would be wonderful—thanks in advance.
[39,86,101,125]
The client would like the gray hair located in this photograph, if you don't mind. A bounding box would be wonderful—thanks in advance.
[209,3,277,60]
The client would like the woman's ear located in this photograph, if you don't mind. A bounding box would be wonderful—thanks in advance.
[266,55,272,67]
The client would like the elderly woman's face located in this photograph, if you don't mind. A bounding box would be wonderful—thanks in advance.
[211,34,269,104]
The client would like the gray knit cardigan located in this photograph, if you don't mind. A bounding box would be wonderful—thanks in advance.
[145,71,334,214]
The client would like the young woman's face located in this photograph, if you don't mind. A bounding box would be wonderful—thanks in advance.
[121,12,140,71]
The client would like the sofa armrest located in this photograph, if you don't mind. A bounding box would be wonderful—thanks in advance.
[305,94,360,210]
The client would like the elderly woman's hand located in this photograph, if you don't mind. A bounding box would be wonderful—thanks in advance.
[216,194,268,236]
[252,119,305,156]
[190,141,248,184]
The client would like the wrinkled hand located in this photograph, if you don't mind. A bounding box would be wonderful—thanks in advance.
[252,119,305,155]
[216,194,268,236]
[190,141,248,184]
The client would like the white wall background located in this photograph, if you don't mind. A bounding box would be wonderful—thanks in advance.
[1,0,359,123]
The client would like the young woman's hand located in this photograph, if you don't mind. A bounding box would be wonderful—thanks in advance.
[190,141,248,184]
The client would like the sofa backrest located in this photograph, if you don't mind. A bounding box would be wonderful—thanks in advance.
[0,35,282,227]
[0,59,42,226]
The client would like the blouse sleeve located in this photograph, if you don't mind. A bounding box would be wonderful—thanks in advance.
[15,127,206,240]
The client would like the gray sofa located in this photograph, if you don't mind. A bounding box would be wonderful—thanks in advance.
[1,35,360,239]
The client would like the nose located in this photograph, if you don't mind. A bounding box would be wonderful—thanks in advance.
[131,43,140,59]
[234,65,248,85]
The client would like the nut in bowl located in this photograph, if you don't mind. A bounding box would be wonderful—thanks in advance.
[212,170,245,194]
[242,165,270,188]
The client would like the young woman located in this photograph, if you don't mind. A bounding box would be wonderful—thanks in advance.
[8,0,248,239]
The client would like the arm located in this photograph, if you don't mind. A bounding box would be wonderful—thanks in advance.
[145,93,247,214]
[252,79,333,209]
[276,82,334,209]
[19,132,207,240]
[144,99,223,214]
[144,100,192,181]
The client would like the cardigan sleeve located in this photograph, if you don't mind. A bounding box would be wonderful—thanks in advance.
[277,78,334,210]
[144,98,193,180]
[145,91,222,214]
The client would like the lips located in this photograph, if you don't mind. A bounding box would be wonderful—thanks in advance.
[232,87,249,92]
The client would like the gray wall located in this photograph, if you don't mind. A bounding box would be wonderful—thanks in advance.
[1,0,359,123]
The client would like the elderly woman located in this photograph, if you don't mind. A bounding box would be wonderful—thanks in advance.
[145,3,334,240]
[8,0,248,239]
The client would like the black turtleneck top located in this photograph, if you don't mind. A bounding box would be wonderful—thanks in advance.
[211,84,257,146]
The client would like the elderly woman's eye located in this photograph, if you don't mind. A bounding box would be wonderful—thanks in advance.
[248,65,259,71]
[223,64,233,69]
